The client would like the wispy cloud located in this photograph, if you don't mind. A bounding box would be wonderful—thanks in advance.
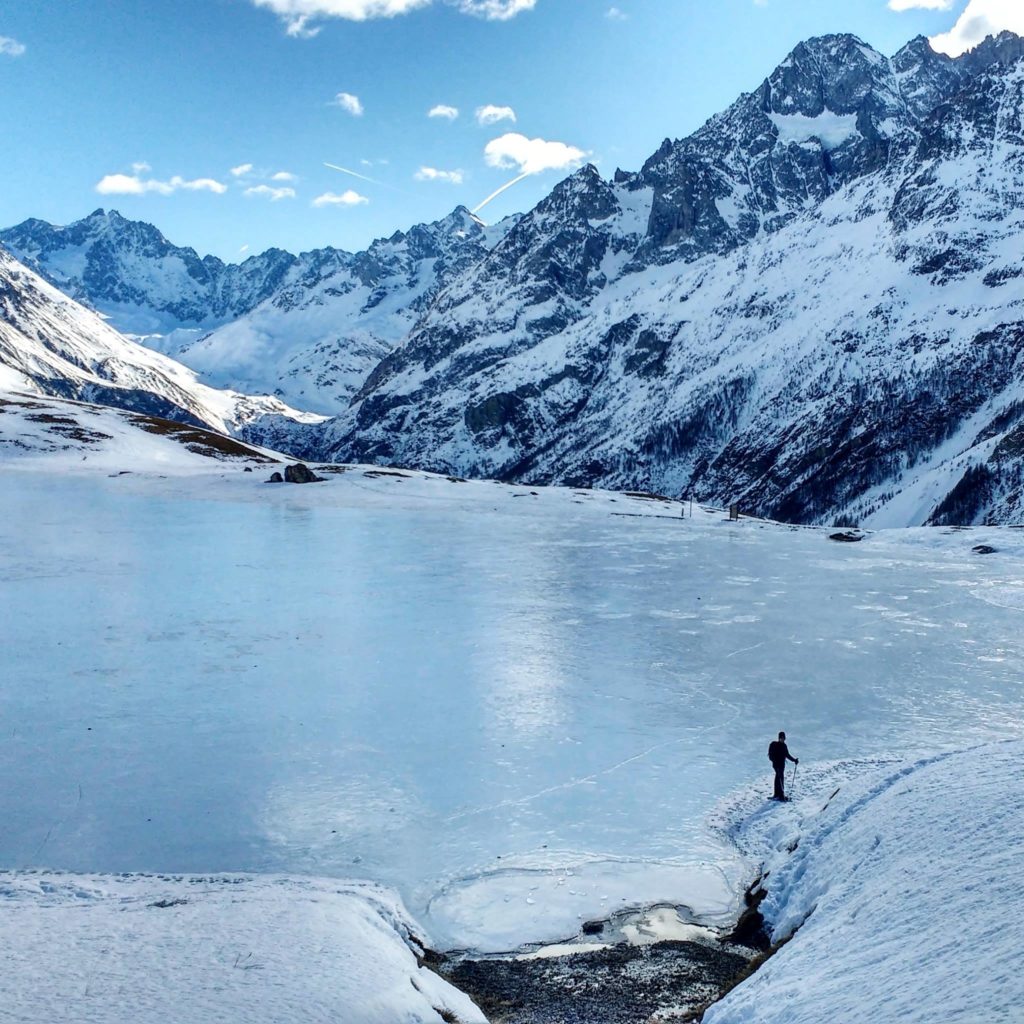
[888,0,953,9]
[605,6,627,20]
[249,0,536,35]
[95,173,228,196]
[429,104,460,120]
[231,163,254,177]
[245,184,297,200]
[132,161,152,174]
[454,0,537,18]
[476,104,517,126]
[0,36,25,57]
[312,189,370,207]
[332,91,364,116]
[271,170,298,181]
[415,166,464,184]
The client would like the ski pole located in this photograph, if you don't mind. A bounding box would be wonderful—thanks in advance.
[791,762,798,798]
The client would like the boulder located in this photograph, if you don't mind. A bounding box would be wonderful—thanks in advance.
[284,463,324,484]
[267,471,284,483]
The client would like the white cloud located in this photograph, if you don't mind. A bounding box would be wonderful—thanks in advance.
[250,0,535,33]
[131,161,152,174]
[333,91,364,116]
[0,36,25,57]
[244,184,297,200]
[476,104,517,126]
[95,174,150,196]
[95,174,228,196]
[252,0,430,35]
[454,0,536,18]
[239,244,250,254]
[928,0,1024,54]
[177,177,229,193]
[606,6,628,19]
[231,163,254,177]
[888,0,953,9]
[312,189,370,207]
[415,166,464,184]
[483,132,587,176]
[429,104,460,120]
[271,170,298,181]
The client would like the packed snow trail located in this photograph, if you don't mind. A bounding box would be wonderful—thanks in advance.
[704,742,1024,1023]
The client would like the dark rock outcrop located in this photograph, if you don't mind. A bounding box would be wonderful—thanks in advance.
[283,463,323,484]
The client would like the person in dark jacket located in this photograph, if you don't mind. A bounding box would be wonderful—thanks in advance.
[768,731,798,801]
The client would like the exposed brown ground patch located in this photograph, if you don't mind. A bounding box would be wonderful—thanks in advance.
[129,414,279,463]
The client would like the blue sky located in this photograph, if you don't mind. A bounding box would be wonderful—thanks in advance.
[0,0,1016,261]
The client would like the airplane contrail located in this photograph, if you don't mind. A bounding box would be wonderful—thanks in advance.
[323,162,385,186]
[324,161,413,196]
[472,172,530,215]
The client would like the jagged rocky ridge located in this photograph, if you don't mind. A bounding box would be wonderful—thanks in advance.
[4,32,1024,527]
[1,207,517,415]
[308,31,1024,527]
[0,210,293,330]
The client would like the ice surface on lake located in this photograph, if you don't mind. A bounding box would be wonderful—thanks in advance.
[1,471,1022,950]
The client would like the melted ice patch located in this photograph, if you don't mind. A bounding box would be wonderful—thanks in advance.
[424,857,740,953]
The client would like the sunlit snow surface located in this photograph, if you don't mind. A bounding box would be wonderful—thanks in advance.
[704,742,1024,1024]
[1,468,1023,952]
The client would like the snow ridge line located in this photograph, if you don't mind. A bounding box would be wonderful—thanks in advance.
[744,739,1022,943]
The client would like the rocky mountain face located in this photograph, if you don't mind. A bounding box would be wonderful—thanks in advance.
[0,247,322,437]
[307,31,1024,528]
[0,209,294,332]
[177,208,517,415]
[0,207,517,415]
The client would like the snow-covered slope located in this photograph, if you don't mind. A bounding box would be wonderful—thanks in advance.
[0,874,485,1024]
[1,207,519,414]
[0,247,323,437]
[0,389,289,471]
[705,742,1024,1023]
[316,31,1024,527]
[181,208,519,414]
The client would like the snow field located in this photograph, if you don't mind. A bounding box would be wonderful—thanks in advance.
[705,743,1024,1023]
[0,873,485,1024]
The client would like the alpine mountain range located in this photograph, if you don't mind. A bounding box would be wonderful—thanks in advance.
[3,29,1023,527]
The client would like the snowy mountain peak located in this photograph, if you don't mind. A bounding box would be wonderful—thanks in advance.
[308,29,1024,528]
[963,29,1024,72]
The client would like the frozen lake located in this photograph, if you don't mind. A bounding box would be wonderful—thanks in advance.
[2,470,1023,949]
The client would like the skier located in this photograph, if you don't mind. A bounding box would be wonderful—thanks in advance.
[768,731,798,801]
